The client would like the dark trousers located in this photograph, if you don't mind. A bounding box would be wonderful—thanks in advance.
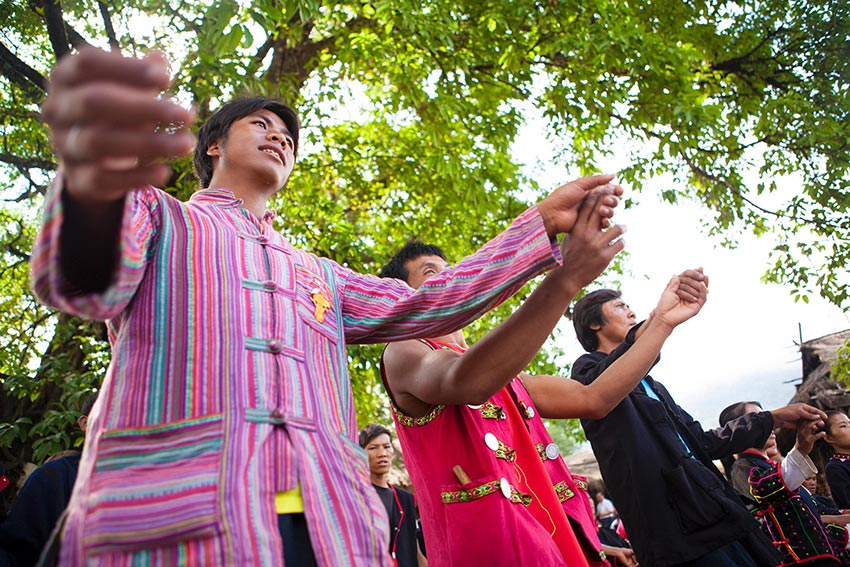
[278,513,318,567]
[675,540,756,567]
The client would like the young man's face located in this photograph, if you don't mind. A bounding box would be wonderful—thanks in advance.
[364,433,394,476]
[208,109,296,190]
[596,297,637,345]
[403,255,450,289]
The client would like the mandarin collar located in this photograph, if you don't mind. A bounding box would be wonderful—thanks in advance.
[190,188,277,221]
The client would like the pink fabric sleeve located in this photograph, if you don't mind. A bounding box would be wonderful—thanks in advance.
[30,178,160,321]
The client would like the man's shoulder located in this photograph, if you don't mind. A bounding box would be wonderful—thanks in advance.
[570,351,606,380]
[391,485,417,506]
[383,339,441,363]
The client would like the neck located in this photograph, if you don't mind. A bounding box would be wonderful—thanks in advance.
[596,335,625,355]
[206,173,279,220]
[371,472,390,488]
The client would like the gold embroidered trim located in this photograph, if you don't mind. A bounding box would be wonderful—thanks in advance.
[440,480,531,506]
[536,442,546,460]
[553,481,575,502]
[392,403,446,427]
[493,438,516,462]
[479,401,505,420]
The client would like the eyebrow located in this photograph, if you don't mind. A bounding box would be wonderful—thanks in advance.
[254,114,292,137]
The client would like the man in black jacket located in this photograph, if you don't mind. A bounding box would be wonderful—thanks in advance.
[358,424,425,567]
[570,285,826,567]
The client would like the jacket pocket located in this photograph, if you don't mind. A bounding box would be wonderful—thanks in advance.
[82,414,224,554]
[662,458,727,535]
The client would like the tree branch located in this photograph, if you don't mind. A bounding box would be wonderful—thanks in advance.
[42,0,71,59]
[97,2,120,50]
[0,152,56,171]
[0,40,48,98]
[676,148,827,229]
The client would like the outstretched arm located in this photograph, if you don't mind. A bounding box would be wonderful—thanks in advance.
[525,269,709,420]
[41,47,194,293]
[383,185,625,416]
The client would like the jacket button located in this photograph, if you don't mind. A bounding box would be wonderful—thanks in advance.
[268,340,283,354]
[500,478,512,499]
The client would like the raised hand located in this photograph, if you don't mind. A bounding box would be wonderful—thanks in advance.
[42,47,195,203]
[536,174,623,238]
[556,186,626,295]
[771,403,828,430]
[795,418,827,455]
[651,269,709,329]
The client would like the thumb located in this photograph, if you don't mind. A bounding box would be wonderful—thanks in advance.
[567,173,617,192]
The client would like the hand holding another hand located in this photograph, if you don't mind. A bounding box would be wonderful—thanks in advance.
[537,174,623,239]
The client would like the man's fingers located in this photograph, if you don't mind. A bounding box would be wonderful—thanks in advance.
[605,236,626,258]
[49,47,171,91]
[65,163,173,200]
[676,280,707,303]
[575,188,602,226]
[45,83,193,131]
[56,124,195,164]
[566,173,617,193]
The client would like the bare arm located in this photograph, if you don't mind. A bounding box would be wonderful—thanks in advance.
[42,48,194,292]
[383,183,625,416]
[526,269,709,420]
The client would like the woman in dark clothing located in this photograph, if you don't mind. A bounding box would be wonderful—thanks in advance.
[721,401,846,567]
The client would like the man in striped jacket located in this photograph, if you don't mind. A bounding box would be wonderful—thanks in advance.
[32,46,621,566]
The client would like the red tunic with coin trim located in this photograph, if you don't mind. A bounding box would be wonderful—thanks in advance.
[380,339,607,567]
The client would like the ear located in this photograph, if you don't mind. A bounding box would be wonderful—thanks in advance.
[206,140,222,157]
[589,323,602,331]
[77,415,88,432]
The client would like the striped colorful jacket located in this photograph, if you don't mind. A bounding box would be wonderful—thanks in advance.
[30,185,560,567]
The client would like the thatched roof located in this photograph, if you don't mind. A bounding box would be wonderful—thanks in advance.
[790,329,850,409]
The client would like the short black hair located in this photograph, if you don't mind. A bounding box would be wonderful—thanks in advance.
[80,393,98,417]
[719,401,762,427]
[193,97,300,188]
[358,424,392,448]
[572,289,622,352]
[379,240,448,283]
[824,410,848,436]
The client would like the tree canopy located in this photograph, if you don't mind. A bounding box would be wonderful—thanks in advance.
[1,0,848,495]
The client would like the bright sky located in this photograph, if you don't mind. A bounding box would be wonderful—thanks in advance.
[514,120,850,430]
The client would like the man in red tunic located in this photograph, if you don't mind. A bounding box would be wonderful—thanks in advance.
[379,189,709,567]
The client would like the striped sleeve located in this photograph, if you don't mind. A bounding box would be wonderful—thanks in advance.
[338,206,561,343]
[30,179,160,321]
